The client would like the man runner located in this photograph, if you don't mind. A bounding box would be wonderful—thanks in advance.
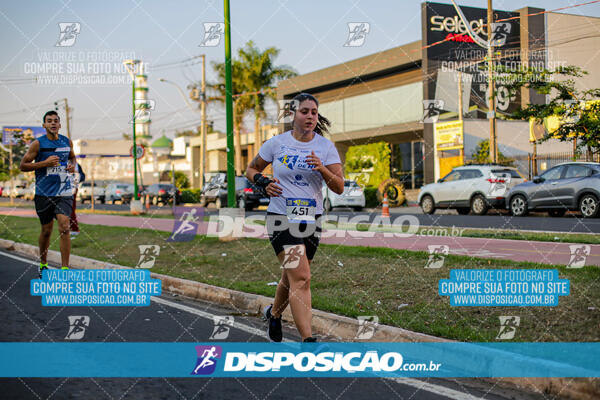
[20,110,76,277]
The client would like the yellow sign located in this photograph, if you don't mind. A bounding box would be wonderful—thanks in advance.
[435,120,463,151]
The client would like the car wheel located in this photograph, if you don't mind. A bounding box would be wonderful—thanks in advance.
[510,195,529,217]
[323,198,332,212]
[456,208,470,215]
[420,195,435,214]
[548,209,566,218]
[579,194,599,218]
[470,194,488,216]
[215,197,222,209]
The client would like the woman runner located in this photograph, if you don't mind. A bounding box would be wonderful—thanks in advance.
[246,93,344,342]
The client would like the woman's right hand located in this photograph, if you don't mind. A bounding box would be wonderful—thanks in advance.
[265,178,283,197]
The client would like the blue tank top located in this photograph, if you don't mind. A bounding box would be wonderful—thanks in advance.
[35,134,73,197]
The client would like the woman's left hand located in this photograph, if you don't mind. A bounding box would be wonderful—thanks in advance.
[305,151,323,171]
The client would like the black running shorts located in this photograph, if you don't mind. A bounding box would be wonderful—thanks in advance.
[266,212,322,261]
[34,195,73,225]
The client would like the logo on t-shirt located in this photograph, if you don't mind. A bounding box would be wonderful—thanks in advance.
[278,154,299,170]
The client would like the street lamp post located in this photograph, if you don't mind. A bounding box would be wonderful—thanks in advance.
[123,59,142,213]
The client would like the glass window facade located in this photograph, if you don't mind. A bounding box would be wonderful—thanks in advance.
[319,82,423,134]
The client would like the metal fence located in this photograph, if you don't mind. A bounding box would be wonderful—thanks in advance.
[512,151,600,179]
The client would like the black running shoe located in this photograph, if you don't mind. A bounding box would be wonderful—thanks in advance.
[303,337,317,342]
[264,305,283,342]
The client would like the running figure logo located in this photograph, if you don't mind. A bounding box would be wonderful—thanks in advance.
[344,22,370,47]
[278,154,299,170]
[56,23,81,47]
[277,99,299,123]
[490,23,512,47]
[425,245,449,269]
[191,345,222,375]
[355,315,379,340]
[496,316,520,340]
[210,316,235,340]
[199,23,225,47]
[567,245,591,268]
[130,99,155,124]
[65,316,90,340]
[168,207,204,242]
[282,245,305,269]
[136,245,160,268]
[422,100,444,123]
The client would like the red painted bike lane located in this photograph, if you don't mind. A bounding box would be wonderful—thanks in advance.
[1,207,597,267]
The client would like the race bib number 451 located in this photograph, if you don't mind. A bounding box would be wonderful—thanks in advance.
[286,198,316,223]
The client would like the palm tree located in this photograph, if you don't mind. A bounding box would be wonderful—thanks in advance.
[237,41,296,155]
[210,59,253,175]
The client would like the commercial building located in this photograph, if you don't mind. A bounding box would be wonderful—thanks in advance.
[277,2,600,186]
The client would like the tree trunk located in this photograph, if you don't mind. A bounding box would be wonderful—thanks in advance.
[254,114,261,157]
[234,122,242,176]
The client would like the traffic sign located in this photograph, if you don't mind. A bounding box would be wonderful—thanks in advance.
[130,144,145,159]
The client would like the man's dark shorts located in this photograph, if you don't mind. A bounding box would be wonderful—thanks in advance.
[34,195,73,225]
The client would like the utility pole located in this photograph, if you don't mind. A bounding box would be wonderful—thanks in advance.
[224,0,236,208]
[200,54,207,189]
[458,70,464,162]
[487,0,498,164]
[64,98,72,141]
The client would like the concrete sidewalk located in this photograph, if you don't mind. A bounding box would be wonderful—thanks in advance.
[1,207,597,266]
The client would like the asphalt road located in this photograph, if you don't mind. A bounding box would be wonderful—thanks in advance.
[0,251,547,400]
[3,198,598,234]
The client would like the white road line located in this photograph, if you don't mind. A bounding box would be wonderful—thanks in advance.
[389,378,486,400]
[150,296,270,339]
[1,249,486,400]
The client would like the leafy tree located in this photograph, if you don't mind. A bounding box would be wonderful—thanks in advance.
[469,140,513,166]
[167,170,190,189]
[237,41,296,154]
[345,142,390,187]
[209,59,253,175]
[497,65,600,158]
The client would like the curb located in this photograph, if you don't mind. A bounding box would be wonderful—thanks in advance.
[1,238,597,399]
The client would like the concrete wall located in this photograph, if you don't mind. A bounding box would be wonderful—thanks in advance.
[547,13,600,92]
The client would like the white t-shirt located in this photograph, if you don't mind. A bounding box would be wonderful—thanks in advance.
[259,131,341,215]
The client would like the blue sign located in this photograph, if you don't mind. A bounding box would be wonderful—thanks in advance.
[0,342,598,377]
[2,126,46,145]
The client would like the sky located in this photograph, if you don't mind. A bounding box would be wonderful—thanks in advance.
[1,0,599,141]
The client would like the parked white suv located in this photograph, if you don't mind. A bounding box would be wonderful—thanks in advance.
[418,165,525,215]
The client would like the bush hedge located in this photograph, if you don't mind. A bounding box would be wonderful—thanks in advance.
[180,189,202,204]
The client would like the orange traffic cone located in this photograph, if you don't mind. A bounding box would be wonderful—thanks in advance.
[145,194,150,211]
[382,193,390,217]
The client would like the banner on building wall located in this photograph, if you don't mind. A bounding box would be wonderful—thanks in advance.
[424,2,523,118]
[435,120,464,151]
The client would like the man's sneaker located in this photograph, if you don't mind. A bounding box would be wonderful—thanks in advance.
[263,305,283,342]
[38,265,48,279]
[303,337,317,342]
[61,266,69,270]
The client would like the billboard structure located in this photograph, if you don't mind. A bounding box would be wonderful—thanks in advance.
[2,126,46,145]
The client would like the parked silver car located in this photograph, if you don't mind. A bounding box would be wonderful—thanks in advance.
[418,165,525,215]
[507,162,600,218]
[105,182,134,204]
[322,180,365,211]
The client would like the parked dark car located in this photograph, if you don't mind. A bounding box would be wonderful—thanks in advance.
[506,162,600,217]
[145,183,181,206]
[200,174,269,210]
[120,185,147,204]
